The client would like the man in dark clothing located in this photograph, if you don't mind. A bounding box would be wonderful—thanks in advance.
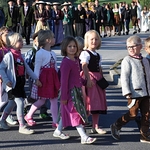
[4,0,19,32]
[94,0,105,37]
[74,4,86,38]
[0,8,5,28]
[19,0,34,45]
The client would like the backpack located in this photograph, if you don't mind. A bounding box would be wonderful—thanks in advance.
[24,47,36,71]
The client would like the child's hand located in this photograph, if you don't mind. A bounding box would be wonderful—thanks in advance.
[6,82,12,87]
[126,94,132,99]
[35,79,42,87]
[86,79,94,88]
[61,100,67,105]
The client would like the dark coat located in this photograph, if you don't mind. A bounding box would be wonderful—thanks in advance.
[19,6,34,26]
[34,9,49,25]
[4,6,19,28]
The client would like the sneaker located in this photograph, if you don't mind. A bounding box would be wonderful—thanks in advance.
[39,113,51,120]
[91,128,107,134]
[19,125,35,134]
[6,115,18,125]
[81,137,97,144]
[110,123,120,140]
[53,131,70,140]
[0,120,10,130]
[140,135,150,144]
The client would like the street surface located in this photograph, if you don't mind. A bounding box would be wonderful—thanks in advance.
[0,31,150,150]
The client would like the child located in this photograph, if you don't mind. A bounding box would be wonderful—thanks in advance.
[0,32,41,134]
[53,36,97,145]
[144,37,150,59]
[24,30,60,128]
[79,30,107,134]
[24,30,51,120]
[144,36,150,116]
[75,36,92,127]
[0,26,17,125]
[75,36,84,56]
[110,35,150,143]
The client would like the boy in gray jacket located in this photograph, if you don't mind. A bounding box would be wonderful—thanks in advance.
[110,35,150,143]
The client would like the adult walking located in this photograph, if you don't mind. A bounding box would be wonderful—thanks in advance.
[19,0,34,45]
[53,2,64,45]
[62,2,74,37]
[34,1,49,33]
[74,4,86,38]
[4,0,19,32]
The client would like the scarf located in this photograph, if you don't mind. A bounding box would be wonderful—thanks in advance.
[10,49,25,76]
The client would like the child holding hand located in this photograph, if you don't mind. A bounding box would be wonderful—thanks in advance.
[0,32,41,134]
[110,35,150,143]
[53,36,97,145]
[79,30,107,134]
[25,30,60,128]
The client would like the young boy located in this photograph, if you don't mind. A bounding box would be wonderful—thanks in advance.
[145,37,150,60]
[110,35,150,143]
[145,36,150,117]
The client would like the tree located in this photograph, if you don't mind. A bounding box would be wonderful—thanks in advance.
[144,0,150,7]
[0,0,7,8]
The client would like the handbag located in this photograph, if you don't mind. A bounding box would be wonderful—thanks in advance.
[96,77,109,90]
[29,83,38,102]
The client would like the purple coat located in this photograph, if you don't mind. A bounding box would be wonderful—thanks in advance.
[60,57,83,127]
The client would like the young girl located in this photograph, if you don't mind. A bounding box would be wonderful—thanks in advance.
[0,26,17,125]
[53,36,96,145]
[24,30,60,128]
[0,32,41,134]
[79,30,107,135]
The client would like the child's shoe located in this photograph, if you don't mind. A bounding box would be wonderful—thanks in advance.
[6,115,18,125]
[53,131,70,140]
[91,128,107,134]
[0,120,10,130]
[52,123,58,128]
[39,113,51,120]
[84,122,92,127]
[24,115,36,126]
[81,137,97,144]
[19,125,35,134]
[110,123,120,140]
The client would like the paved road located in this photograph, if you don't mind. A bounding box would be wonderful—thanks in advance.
[0,31,150,150]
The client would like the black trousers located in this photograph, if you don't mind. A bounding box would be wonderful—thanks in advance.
[22,23,31,44]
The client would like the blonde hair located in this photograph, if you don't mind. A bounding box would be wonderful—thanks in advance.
[0,26,9,48]
[126,35,142,46]
[144,37,150,48]
[6,32,22,48]
[84,30,101,50]
[38,30,54,48]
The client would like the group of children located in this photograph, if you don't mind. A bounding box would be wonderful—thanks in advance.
[0,25,150,144]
